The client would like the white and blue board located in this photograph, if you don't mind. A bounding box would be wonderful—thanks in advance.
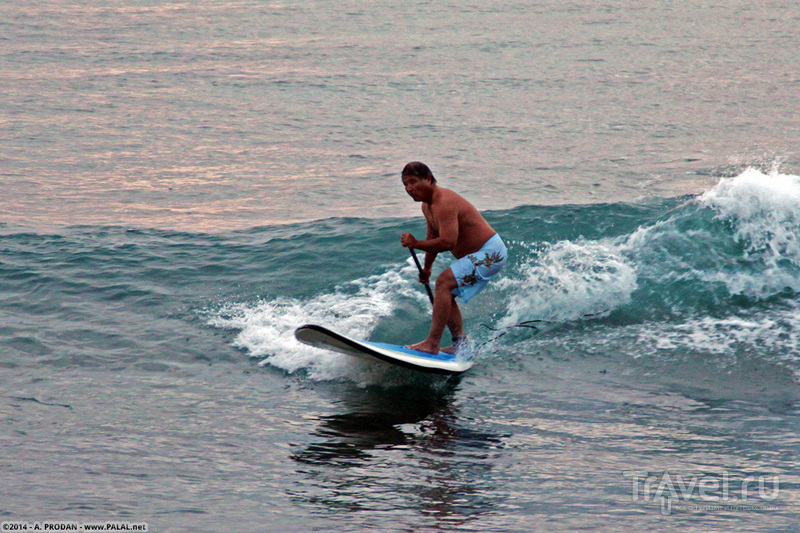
[294,324,473,375]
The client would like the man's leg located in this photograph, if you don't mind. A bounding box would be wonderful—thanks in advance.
[441,299,465,354]
[447,299,464,340]
[407,268,459,354]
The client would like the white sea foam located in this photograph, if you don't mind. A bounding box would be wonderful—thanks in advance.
[621,167,800,300]
[498,239,638,328]
[208,263,426,382]
[633,304,800,376]
[596,168,800,376]
[697,167,800,298]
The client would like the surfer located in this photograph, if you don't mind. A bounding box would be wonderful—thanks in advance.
[400,161,507,354]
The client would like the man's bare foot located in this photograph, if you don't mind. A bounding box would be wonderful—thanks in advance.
[441,336,467,354]
[406,340,441,354]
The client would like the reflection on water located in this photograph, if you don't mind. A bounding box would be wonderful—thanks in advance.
[289,379,505,528]
[292,381,458,467]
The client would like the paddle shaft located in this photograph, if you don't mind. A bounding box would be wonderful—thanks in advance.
[408,248,435,305]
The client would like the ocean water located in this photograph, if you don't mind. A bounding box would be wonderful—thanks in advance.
[2,1,800,532]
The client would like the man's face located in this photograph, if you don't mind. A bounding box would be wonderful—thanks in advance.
[402,174,431,202]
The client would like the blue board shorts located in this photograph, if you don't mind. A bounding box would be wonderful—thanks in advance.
[450,234,507,303]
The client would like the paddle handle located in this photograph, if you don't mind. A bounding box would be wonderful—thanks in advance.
[408,248,435,305]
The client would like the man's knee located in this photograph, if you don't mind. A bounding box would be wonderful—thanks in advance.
[435,268,458,292]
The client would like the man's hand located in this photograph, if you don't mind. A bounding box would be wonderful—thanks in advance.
[400,233,417,248]
[418,267,432,285]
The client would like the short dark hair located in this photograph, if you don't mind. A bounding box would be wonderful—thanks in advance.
[401,161,437,184]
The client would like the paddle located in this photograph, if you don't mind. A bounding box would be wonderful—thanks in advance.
[408,248,435,305]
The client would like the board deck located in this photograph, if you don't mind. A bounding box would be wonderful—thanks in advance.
[294,324,473,374]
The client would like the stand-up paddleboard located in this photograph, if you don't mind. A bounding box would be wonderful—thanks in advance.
[294,324,473,375]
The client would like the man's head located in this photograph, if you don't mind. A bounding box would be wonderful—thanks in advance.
[401,161,437,184]
[401,161,437,202]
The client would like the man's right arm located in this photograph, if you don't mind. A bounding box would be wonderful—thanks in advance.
[422,219,438,283]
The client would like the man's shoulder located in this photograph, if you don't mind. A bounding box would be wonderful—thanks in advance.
[434,187,469,206]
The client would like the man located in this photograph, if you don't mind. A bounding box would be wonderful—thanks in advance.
[400,161,507,354]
